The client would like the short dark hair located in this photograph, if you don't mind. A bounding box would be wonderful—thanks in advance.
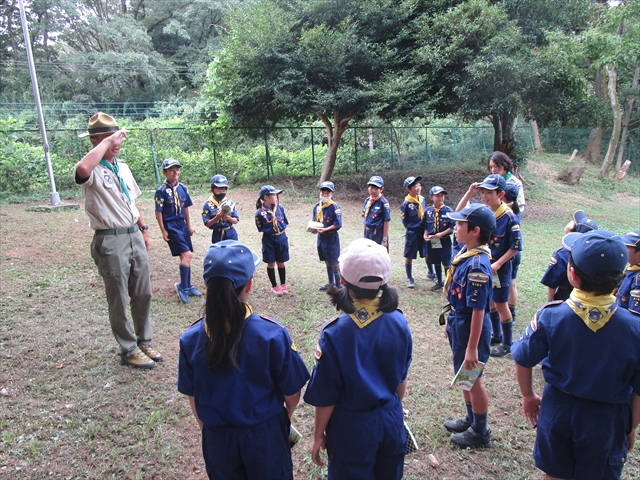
[466,220,492,245]
[487,151,514,174]
[568,253,623,296]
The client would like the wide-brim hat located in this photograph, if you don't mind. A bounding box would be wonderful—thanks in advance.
[78,112,119,138]
[339,238,391,290]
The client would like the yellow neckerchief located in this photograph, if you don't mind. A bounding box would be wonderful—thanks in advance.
[493,202,510,221]
[443,245,492,292]
[566,289,617,333]
[204,303,252,338]
[627,264,640,272]
[164,180,181,215]
[207,194,226,209]
[404,194,425,220]
[315,199,335,223]
[433,205,442,232]
[349,295,383,329]
[262,203,281,234]
[363,195,381,220]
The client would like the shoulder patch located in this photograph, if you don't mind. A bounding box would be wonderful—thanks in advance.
[511,224,521,232]
[530,300,564,332]
[548,256,558,266]
[259,314,285,328]
[468,272,490,283]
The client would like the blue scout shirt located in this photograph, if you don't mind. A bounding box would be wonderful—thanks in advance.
[363,196,391,231]
[617,267,640,314]
[512,301,640,404]
[202,195,240,231]
[425,205,454,245]
[304,309,412,410]
[255,204,288,236]
[489,209,522,262]
[155,181,192,223]
[400,196,427,231]
[447,247,493,315]
[540,247,572,292]
[177,310,310,428]
[312,201,342,249]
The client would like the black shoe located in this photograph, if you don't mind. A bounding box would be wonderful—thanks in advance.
[450,426,492,448]
[490,343,511,357]
[430,282,444,292]
[443,417,471,433]
[319,283,331,291]
[490,336,502,346]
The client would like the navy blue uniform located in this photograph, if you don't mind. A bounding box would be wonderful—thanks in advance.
[400,196,427,259]
[425,204,454,267]
[363,196,391,245]
[540,247,573,301]
[617,266,640,314]
[312,201,342,265]
[489,208,522,303]
[178,308,310,479]
[255,204,290,263]
[304,306,412,480]
[512,299,640,479]
[202,195,239,244]
[155,180,193,256]
[445,247,493,373]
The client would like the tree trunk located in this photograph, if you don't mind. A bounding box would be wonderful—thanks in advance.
[491,115,502,152]
[492,113,517,157]
[616,66,639,169]
[599,65,622,177]
[530,119,542,153]
[315,110,354,184]
[580,127,603,164]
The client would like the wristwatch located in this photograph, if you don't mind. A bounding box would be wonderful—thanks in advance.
[139,224,149,232]
[382,237,388,242]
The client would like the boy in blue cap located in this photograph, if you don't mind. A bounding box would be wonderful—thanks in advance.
[424,185,454,291]
[458,174,522,357]
[540,210,598,302]
[512,230,640,480]
[304,238,412,479]
[441,204,496,448]
[362,175,391,251]
[313,181,343,291]
[154,158,201,303]
[400,175,428,288]
[177,240,310,479]
[202,174,239,244]
[617,230,640,313]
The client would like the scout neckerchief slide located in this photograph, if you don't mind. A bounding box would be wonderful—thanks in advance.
[99,157,131,203]
[315,199,335,223]
[443,245,492,292]
[404,194,425,220]
[363,195,380,220]
[566,289,617,332]
[164,180,181,216]
[263,204,281,234]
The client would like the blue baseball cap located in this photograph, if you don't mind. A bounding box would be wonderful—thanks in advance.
[161,158,181,170]
[573,210,598,233]
[403,175,422,190]
[368,176,384,188]
[210,174,229,187]
[203,240,260,288]
[319,181,335,192]
[562,230,628,278]
[621,230,640,248]
[447,203,496,233]
[504,184,519,203]
[429,186,447,196]
[478,174,506,191]
[259,184,283,200]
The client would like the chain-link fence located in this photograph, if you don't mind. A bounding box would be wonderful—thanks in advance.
[1,124,637,195]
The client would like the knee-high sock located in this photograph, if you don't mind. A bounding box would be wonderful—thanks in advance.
[472,411,488,436]
[435,264,443,284]
[501,318,513,347]
[180,265,190,289]
[405,263,413,280]
[490,310,502,341]
[326,263,334,285]
[267,267,277,287]
[332,265,341,286]
[278,266,286,285]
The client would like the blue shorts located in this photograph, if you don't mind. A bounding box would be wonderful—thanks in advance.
[426,241,452,267]
[534,384,629,480]
[446,311,491,375]
[201,410,293,480]
[318,244,340,265]
[492,262,512,303]
[403,228,425,260]
[364,227,389,252]
[262,233,290,264]
[165,221,193,256]
[511,251,521,279]
[211,226,238,244]
[325,396,405,480]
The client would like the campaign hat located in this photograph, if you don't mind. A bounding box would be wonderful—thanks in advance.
[78,112,119,138]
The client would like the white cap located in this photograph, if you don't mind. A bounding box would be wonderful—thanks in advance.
[339,238,391,290]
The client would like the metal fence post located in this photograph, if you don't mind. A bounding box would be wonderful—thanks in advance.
[425,127,432,165]
[453,127,457,161]
[264,126,272,179]
[150,130,161,185]
[212,128,218,172]
[73,130,82,163]
[389,127,394,168]
[311,127,316,177]
[353,126,358,173]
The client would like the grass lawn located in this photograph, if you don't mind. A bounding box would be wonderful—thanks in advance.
[1,153,639,479]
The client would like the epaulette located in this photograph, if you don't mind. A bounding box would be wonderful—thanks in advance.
[315,316,339,361]
[528,300,563,333]
[320,316,340,331]
[259,314,285,328]
[190,316,205,327]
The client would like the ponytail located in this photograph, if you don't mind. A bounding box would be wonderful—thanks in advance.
[256,197,263,209]
[327,283,399,313]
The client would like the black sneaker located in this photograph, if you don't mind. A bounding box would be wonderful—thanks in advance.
[443,417,471,433]
[450,426,492,448]
[430,282,444,292]
[319,283,331,291]
[490,336,502,346]
[490,343,511,357]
